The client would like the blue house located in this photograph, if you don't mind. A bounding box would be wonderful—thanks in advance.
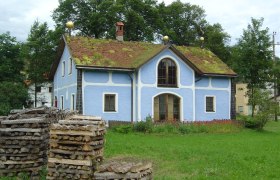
[50,26,236,123]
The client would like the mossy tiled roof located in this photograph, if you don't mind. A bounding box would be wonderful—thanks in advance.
[66,36,166,69]
[65,36,236,76]
[174,46,236,76]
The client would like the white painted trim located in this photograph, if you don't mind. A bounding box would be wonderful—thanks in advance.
[133,73,137,122]
[195,87,230,91]
[205,95,216,113]
[151,91,183,122]
[84,82,130,87]
[228,78,231,119]
[102,92,118,113]
[192,88,195,122]
[155,56,180,87]
[82,71,85,115]
[141,83,193,89]
[53,83,77,91]
[138,69,142,121]
[108,72,113,84]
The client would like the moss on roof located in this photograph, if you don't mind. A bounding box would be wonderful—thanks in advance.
[175,46,236,75]
[65,36,236,76]
[66,36,166,69]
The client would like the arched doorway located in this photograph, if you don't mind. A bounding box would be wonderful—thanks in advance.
[154,93,180,122]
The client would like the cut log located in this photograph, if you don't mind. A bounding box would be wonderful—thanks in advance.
[0,128,43,133]
[70,115,102,121]
[1,118,48,124]
[48,158,92,166]
[50,129,96,136]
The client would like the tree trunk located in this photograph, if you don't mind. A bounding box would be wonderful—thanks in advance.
[251,87,255,117]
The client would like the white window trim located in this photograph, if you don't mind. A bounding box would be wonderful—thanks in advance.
[68,58,72,75]
[70,93,75,110]
[205,95,216,113]
[60,95,64,110]
[62,61,65,77]
[103,92,118,113]
[156,58,179,88]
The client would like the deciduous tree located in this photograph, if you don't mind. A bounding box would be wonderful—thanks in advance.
[0,32,28,115]
[24,21,59,107]
[231,18,273,117]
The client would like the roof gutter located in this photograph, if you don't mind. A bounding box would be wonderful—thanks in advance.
[201,73,238,78]
[76,65,135,72]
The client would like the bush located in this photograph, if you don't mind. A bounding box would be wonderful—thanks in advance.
[237,113,270,131]
[133,115,153,133]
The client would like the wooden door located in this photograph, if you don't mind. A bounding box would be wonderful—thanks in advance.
[154,94,180,122]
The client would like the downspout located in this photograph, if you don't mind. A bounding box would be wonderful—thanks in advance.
[128,73,134,123]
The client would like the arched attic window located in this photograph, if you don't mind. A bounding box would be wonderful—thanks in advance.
[158,58,177,87]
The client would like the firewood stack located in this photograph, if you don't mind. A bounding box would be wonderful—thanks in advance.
[0,107,66,178]
[47,115,106,180]
[94,161,153,180]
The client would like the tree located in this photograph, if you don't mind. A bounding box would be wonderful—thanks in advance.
[0,32,24,82]
[24,21,58,107]
[157,0,207,46]
[0,32,28,115]
[52,0,159,41]
[231,18,273,117]
[203,23,231,63]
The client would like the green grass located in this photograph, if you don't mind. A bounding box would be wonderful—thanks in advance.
[104,121,280,179]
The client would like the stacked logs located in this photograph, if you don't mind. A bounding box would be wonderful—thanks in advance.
[0,109,51,178]
[47,115,106,180]
[94,161,153,180]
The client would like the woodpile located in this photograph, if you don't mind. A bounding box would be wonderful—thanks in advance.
[94,161,153,180]
[47,115,106,180]
[0,107,77,178]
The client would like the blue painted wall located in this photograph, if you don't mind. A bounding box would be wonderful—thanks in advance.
[53,45,77,110]
[138,49,195,121]
[83,70,132,121]
[195,77,231,121]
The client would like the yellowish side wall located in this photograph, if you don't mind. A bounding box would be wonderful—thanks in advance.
[235,83,250,115]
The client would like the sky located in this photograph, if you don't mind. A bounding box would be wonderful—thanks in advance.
[0,0,280,54]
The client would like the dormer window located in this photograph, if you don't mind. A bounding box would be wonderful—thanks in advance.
[158,58,177,87]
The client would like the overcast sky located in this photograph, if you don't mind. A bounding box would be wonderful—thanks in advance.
[1,0,280,54]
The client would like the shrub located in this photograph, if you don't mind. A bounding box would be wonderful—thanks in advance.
[133,115,153,133]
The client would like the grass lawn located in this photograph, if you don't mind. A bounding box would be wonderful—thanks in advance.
[104,121,280,179]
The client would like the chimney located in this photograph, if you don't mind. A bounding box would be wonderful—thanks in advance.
[116,22,124,41]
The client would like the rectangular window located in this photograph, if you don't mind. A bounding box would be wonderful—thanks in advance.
[49,87,52,93]
[206,96,215,112]
[104,94,116,112]
[60,96,64,110]
[62,61,65,77]
[238,106,244,113]
[71,94,75,110]
[69,58,72,75]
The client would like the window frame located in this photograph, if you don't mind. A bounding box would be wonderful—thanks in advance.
[68,58,73,75]
[103,93,118,113]
[62,61,65,77]
[205,95,216,113]
[60,96,64,110]
[157,58,177,88]
[71,93,75,111]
